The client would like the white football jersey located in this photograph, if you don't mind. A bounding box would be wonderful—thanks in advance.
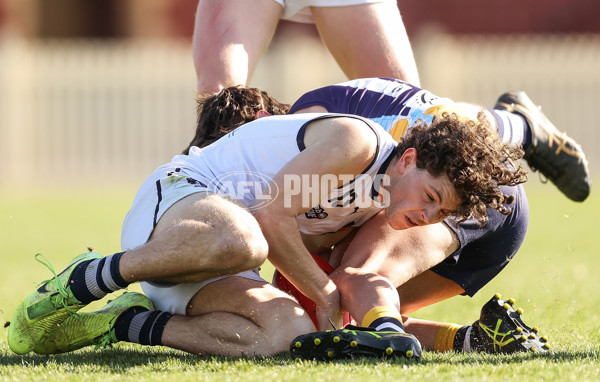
[154,113,397,235]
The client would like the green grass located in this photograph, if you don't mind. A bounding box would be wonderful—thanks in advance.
[1,180,599,381]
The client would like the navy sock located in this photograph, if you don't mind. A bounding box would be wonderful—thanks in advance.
[114,309,173,346]
[453,323,482,352]
[369,317,405,333]
[68,252,130,304]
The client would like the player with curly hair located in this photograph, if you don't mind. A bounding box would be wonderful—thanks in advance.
[8,97,523,360]
[180,78,587,357]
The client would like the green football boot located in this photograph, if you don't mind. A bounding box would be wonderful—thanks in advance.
[290,326,422,361]
[33,292,154,354]
[8,252,104,354]
[473,293,550,353]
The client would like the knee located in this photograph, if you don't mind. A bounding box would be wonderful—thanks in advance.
[259,292,316,355]
[219,212,269,271]
[329,268,361,295]
[166,212,268,273]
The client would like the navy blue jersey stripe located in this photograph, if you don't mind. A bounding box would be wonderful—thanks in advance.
[290,80,422,120]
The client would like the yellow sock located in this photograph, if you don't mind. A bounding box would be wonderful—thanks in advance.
[361,306,403,328]
[433,323,463,352]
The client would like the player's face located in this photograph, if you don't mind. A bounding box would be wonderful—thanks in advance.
[382,150,462,230]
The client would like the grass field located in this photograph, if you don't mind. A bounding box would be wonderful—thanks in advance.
[1,180,599,381]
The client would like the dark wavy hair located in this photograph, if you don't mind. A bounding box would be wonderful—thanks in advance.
[397,111,527,226]
[183,85,291,153]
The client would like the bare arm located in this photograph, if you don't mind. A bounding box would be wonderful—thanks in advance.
[253,116,377,330]
[329,210,460,324]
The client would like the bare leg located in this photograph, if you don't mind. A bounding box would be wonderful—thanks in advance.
[398,270,466,350]
[330,211,459,323]
[327,211,466,350]
[398,270,466,316]
[312,3,420,86]
[193,0,282,93]
[117,189,312,357]
[161,277,316,356]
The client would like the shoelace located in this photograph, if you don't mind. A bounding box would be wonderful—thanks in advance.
[94,328,117,349]
[34,253,80,317]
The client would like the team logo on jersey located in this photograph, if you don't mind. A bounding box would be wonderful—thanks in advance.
[207,171,278,210]
[305,204,328,219]
[328,189,357,208]
[186,177,207,187]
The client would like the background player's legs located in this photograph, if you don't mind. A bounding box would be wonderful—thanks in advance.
[312,3,420,85]
[193,0,282,93]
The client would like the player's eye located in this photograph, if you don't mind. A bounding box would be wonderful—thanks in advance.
[426,192,434,201]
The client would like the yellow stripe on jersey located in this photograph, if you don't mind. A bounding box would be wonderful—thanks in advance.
[389,119,409,142]
[425,103,481,122]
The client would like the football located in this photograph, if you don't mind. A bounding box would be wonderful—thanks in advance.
[272,253,355,329]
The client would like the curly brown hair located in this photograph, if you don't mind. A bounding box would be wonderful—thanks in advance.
[397,111,527,226]
[183,85,291,153]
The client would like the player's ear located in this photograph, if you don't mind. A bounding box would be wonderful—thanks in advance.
[256,110,271,119]
[397,147,417,174]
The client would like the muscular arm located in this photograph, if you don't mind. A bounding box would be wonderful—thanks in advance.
[253,116,378,330]
[329,210,460,324]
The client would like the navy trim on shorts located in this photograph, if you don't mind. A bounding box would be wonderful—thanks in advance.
[430,184,529,297]
[153,179,163,229]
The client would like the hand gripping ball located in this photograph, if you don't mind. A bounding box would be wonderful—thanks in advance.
[272,253,356,330]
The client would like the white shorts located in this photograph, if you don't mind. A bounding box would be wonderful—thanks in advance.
[121,171,267,316]
[140,270,265,316]
[272,0,394,23]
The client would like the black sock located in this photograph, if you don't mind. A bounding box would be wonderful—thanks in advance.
[68,252,130,304]
[453,322,482,352]
[113,309,173,346]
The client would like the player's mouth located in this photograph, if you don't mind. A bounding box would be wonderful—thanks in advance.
[404,215,419,227]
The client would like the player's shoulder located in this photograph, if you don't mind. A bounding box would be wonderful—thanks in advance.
[303,113,379,149]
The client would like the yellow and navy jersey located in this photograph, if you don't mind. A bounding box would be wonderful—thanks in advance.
[291,78,531,299]
[290,77,455,142]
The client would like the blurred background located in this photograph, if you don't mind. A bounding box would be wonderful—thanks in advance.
[0,1,599,351]
[0,0,598,187]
